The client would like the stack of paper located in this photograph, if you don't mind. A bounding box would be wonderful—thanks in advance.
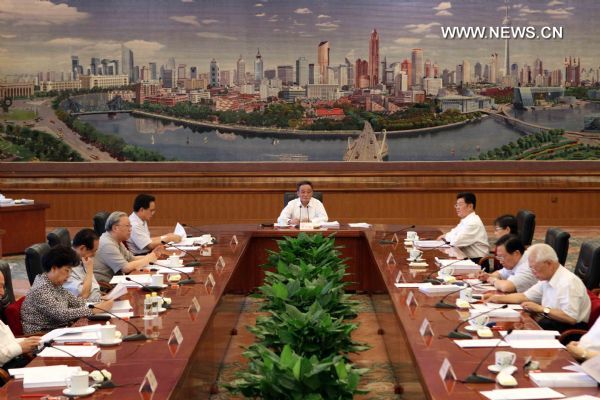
[435,257,481,274]
[529,372,598,388]
[414,240,451,248]
[395,282,432,288]
[500,330,564,349]
[104,283,128,300]
[348,223,372,228]
[149,264,194,274]
[20,365,82,388]
[454,339,509,348]
[320,221,340,228]
[110,274,152,287]
[480,387,566,400]
[42,325,101,343]
[418,284,462,295]
[38,345,100,358]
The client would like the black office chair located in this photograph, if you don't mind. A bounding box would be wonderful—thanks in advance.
[283,191,324,206]
[24,242,50,285]
[93,211,110,236]
[516,210,536,247]
[47,227,71,248]
[544,227,570,266]
[574,242,600,291]
[0,260,15,315]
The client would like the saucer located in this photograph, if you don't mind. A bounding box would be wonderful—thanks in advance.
[406,258,424,262]
[158,307,167,313]
[465,325,486,332]
[63,386,96,397]
[488,365,517,374]
[97,337,123,346]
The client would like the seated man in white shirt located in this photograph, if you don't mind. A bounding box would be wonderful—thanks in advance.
[480,235,537,294]
[437,192,489,264]
[277,181,328,226]
[94,211,160,283]
[486,243,591,332]
[0,273,40,370]
[63,228,103,302]
[126,194,181,255]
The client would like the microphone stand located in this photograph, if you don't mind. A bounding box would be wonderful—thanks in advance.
[434,280,476,309]
[447,305,508,339]
[125,276,164,292]
[161,241,201,267]
[149,262,197,285]
[88,304,147,342]
[379,225,416,244]
[463,329,514,383]
[41,341,116,389]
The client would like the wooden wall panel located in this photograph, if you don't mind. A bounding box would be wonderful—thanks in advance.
[1,162,599,228]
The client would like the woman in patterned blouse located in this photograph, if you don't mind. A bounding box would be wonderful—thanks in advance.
[21,245,114,335]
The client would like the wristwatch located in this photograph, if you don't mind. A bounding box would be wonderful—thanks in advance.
[542,307,551,316]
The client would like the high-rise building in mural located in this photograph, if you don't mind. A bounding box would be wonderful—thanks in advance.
[296,57,308,86]
[121,44,134,83]
[411,48,423,88]
[502,0,511,77]
[210,58,219,87]
[236,55,246,85]
[254,49,263,83]
[318,41,330,84]
[369,29,379,87]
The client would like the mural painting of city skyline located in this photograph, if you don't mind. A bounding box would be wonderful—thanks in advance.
[0,0,599,162]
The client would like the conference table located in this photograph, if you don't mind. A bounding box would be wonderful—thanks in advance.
[2,224,599,399]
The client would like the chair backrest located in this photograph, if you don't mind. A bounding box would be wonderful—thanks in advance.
[574,242,600,290]
[46,227,71,248]
[544,227,571,266]
[0,261,15,316]
[516,210,536,247]
[93,211,110,236]
[24,242,50,285]
[283,191,324,206]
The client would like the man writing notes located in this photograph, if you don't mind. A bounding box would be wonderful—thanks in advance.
[127,194,181,255]
[437,192,489,263]
[277,181,328,226]
[486,243,590,332]
[94,211,160,283]
[479,235,537,294]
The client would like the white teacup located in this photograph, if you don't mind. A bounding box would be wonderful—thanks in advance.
[406,231,418,240]
[99,324,116,343]
[438,266,454,277]
[468,313,490,328]
[151,274,164,287]
[460,287,473,301]
[495,351,517,368]
[66,370,90,394]
[409,248,423,261]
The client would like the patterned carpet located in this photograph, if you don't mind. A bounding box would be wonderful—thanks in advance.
[2,226,599,399]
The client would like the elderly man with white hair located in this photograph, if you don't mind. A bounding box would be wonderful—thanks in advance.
[486,243,591,332]
[93,211,160,283]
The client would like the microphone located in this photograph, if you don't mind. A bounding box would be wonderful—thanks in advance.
[422,257,469,285]
[125,276,164,292]
[88,304,147,342]
[41,341,116,389]
[149,262,196,285]
[181,223,218,244]
[447,305,508,339]
[161,240,201,267]
[379,225,416,244]
[463,328,514,384]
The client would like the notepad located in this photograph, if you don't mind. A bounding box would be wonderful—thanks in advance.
[480,387,565,400]
[21,365,82,388]
[529,372,598,388]
[38,345,100,358]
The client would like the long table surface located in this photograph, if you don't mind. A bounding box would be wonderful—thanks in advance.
[2,224,599,399]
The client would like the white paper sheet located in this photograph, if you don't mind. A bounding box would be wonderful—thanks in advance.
[9,365,80,380]
[348,223,372,228]
[149,265,194,274]
[41,325,100,344]
[320,221,341,228]
[453,339,509,348]
[166,245,199,251]
[395,282,432,288]
[507,339,565,349]
[111,299,133,311]
[480,387,565,400]
[419,284,462,295]
[174,222,186,239]
[500,330,559,340]
[38,345,100,358]
[529,372,598,388]
[435,257,479,268]
[110,274,152,287]
[415,240,450,248]
[563,396,600,400]
[21,365,82,388]
[104,282,128,300]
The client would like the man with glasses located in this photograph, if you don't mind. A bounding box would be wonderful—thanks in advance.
[479,235,537,294]
[93,211,160,283]
[486,243,590,332]
[127,194,181,255]
[437,192,489,264]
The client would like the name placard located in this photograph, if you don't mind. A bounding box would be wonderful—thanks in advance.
[187,296,201,321]
[405,291,418,307]
[205,272,216,293]
[391,233,399,244]
[386,252,396,266]
[168,325,183,356]
[395,270,405,284]
[230,234,239,248]
[419,318,434,337]
[139,368,158,398]
[215,256,226,273]
[438,358,457,383]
